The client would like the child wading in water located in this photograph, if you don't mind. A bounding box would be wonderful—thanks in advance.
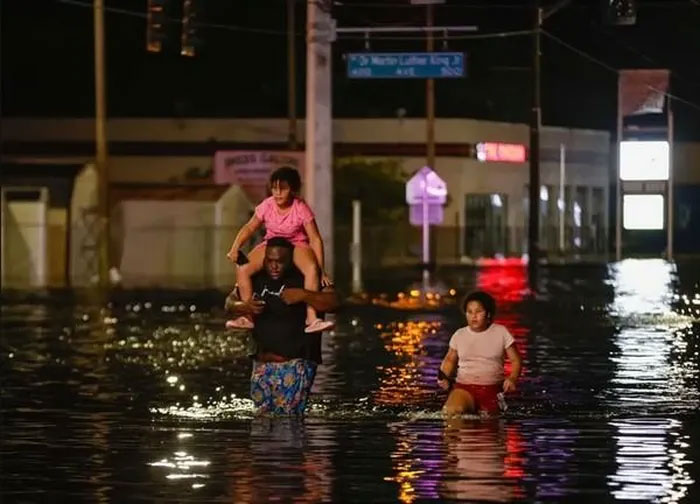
[226,166,334,333]
[438,291,522,415]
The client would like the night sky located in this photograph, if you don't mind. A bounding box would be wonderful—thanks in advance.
[3,0,700,140]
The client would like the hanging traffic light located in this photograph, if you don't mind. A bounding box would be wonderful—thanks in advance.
[604,0,637,26]
[146,0,169,53]
[180,0,199,57]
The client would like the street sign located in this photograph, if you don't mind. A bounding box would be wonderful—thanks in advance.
[347,52,465,79]
[410,203,443,225]
[406,166,447,205]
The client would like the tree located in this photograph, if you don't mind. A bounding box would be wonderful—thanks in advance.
[333,157,407,225]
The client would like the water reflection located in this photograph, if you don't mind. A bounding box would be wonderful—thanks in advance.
[608,259,699,412]
[386,419,525,502]
[374,317,446,406]
[477,263,530,384]
[4,261,700,502]
[234,418,334,503]
[605,260,698,501]
[519,419,580,500]
[441,419,525,502]
[609,418,694,502]
[611,259,675,317]
[149,446,210,486]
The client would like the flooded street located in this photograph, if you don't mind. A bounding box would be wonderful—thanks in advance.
[2,259,700,502]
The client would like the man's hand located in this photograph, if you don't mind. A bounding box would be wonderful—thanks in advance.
[280,287,307,305]
[226,289,265,316]
[240,299,265,315]
[503,377,517,393]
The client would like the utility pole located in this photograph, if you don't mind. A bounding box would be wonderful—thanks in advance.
[426,4,436,168]
[287,0,297,149]
[94,0,110,286]
[528,2,542,272]
[305,0,334,275]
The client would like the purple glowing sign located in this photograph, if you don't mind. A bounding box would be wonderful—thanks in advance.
[410,204,443,226]
[405,166,447,205]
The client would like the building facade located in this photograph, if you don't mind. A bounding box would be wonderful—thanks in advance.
[0,116,644,287]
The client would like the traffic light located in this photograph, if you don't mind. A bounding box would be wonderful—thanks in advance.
[603,0,637,26]
[180,0,199,57]
[146,0,170,53]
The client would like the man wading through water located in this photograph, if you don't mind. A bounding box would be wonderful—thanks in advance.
[225,237,339,415]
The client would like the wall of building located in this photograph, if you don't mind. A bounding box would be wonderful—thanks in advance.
[4,117,671,286]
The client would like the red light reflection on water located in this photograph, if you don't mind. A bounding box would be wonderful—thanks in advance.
[476,263,530,379]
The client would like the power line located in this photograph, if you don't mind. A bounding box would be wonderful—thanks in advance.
[542,29,700,115]
[336,29,533,41]
[57,0,532,42]
[592,24,700,91]
[541,29,619,74]
[57,0,294,36]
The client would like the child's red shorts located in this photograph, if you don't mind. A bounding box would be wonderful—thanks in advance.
[454,382,501,413]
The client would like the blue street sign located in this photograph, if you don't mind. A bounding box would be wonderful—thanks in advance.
[347,52,466,79]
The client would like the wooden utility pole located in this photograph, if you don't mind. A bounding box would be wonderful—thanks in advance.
[287,0,297,149]
[426,4,435,168]
[94,0,110,285]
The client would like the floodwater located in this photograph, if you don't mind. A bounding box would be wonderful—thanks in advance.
[2,258,700,503]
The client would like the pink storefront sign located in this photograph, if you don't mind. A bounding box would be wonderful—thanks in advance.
[214,150,305,203]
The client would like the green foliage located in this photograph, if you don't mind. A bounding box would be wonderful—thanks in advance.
[333,157,407,225]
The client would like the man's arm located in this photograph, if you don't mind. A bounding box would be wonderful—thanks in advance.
[280,287,339,312]
[224,288,265,316]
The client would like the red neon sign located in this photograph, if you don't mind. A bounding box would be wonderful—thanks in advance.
[476,142,527,163]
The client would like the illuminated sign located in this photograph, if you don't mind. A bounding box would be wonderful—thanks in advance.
[476,142,527,163]
[620,141,669,181]
[623,194,664,230]
[405,166,447,205]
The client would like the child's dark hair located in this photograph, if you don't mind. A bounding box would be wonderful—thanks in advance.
[461,291,496,320]
[269,166,302,193]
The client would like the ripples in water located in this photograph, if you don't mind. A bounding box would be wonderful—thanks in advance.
[2,259,700,502]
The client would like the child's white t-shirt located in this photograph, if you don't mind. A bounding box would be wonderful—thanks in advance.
[449,323,515,385]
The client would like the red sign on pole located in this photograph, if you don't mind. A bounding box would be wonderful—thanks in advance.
[476,142,527,163]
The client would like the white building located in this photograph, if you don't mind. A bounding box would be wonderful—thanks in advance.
[2,117,611,287]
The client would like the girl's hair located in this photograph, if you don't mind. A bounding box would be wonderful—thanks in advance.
[461,291,496,321]
[269,166,302,193]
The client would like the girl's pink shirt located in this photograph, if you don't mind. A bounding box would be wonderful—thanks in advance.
[254,196,315,245]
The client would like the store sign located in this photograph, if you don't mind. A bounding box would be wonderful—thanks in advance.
[214,150,305,203]
[476,142,527,163]
[620,141,669,181]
